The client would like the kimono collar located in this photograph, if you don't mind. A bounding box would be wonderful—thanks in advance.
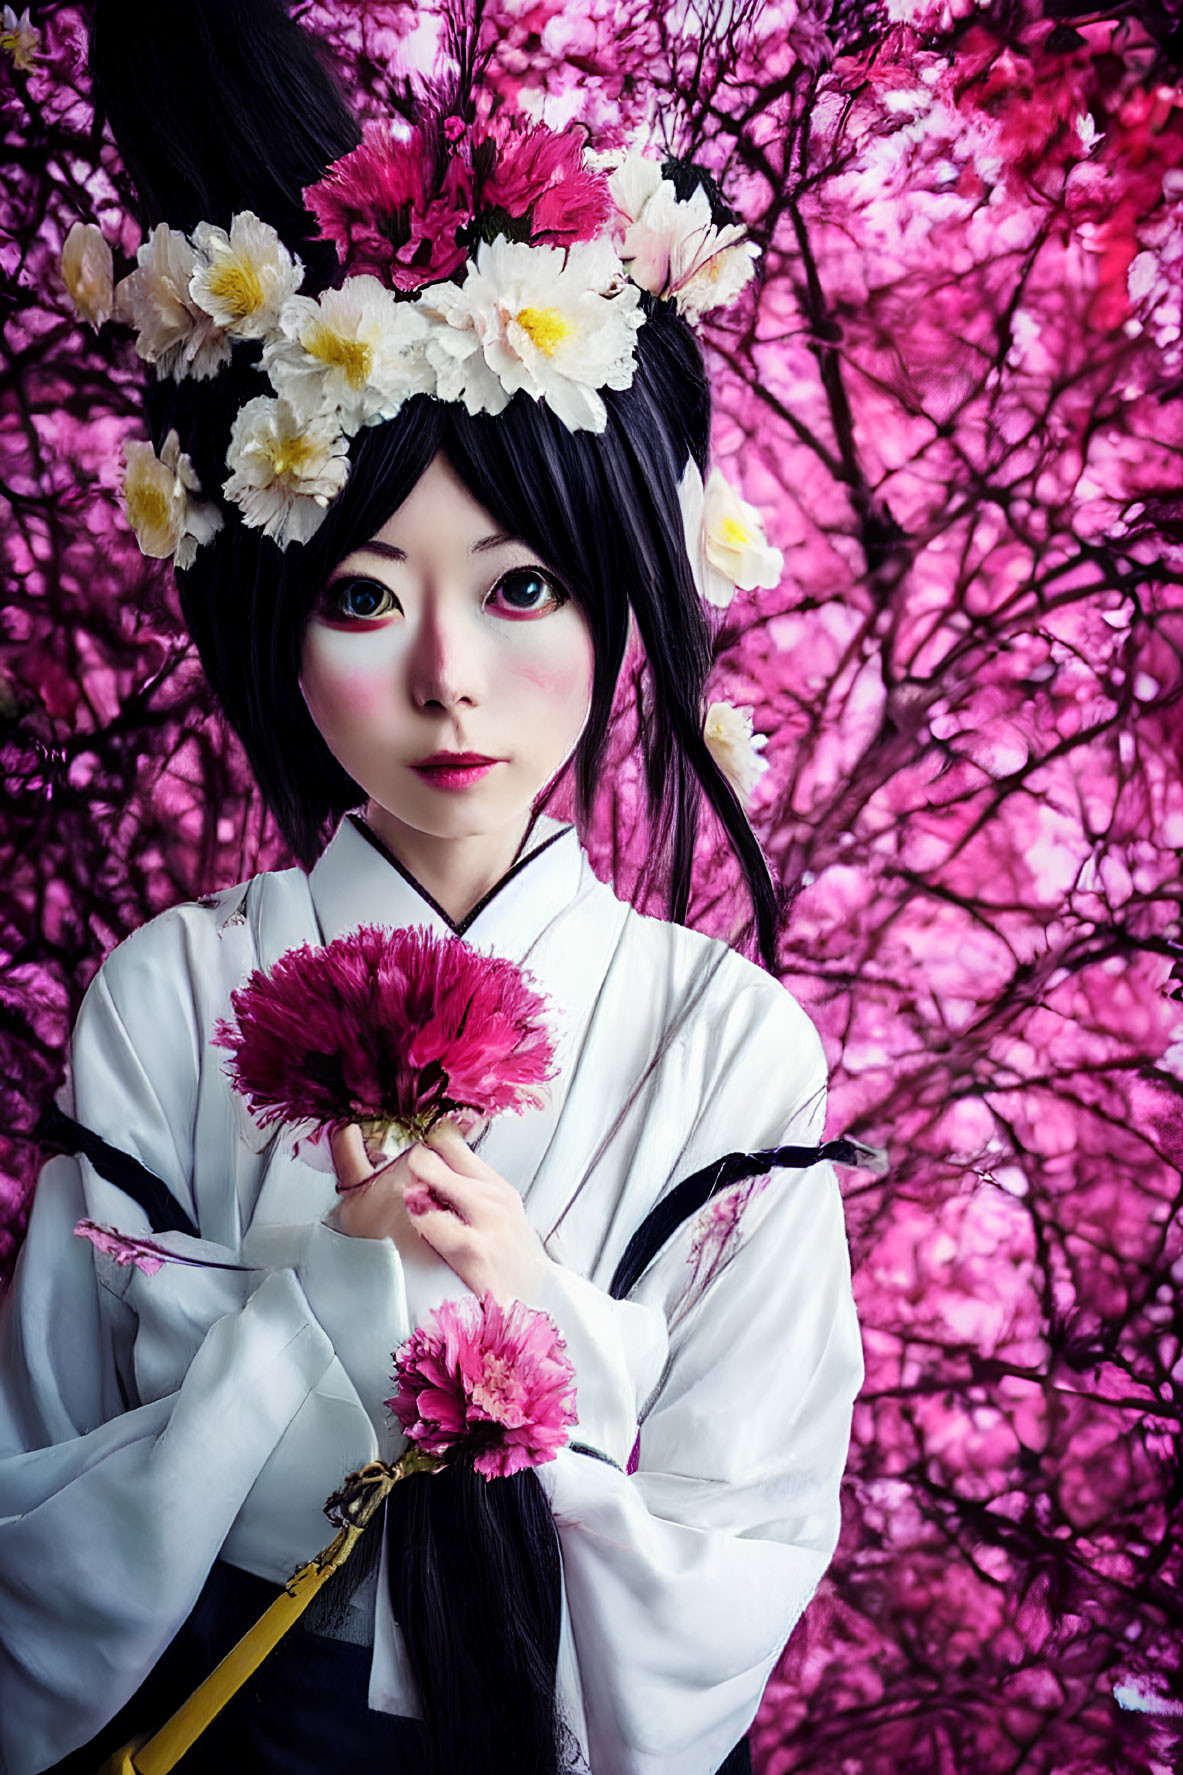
[306,809,582,965]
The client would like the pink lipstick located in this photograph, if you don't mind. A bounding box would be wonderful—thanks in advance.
[411,751,503,790]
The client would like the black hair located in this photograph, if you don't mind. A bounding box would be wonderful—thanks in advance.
[91,0,779,969]
[386,1458,569,1775]
[89,3,779,1769]
[166,313,778,955]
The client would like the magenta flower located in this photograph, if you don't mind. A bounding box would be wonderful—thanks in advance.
[213,923,555,1151]
[473,117,613,248]
[74,1218,167,1275]
[303,120,473,289]
[387,1293,577,1480]
[73,1220,249,1275]
[304,111,613,287]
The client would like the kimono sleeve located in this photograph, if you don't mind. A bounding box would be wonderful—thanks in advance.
[0,913,341,1775]
[537,985,863,1775]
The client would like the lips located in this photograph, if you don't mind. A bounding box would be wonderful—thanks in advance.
[410,751,504,790]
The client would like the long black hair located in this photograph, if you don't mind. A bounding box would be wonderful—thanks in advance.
[90,3,776,1770]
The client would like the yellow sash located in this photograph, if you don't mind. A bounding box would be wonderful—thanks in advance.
[99,1452,434,1775]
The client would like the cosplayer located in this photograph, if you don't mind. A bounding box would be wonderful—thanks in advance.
[0,3,863,1772]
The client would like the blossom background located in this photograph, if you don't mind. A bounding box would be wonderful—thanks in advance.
[2,0,1181,1769]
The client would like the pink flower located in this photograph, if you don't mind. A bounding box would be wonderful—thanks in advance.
[474,116,612,248]
[687,1176,769,1290]
[304,120,473,290]
[73,1220,247,1275]
[74,1218,167,1275]
[304,111,613,289]
[387,1293,577,1479]
[213,924,556,1147]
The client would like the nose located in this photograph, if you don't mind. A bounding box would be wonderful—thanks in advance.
[407,593,483,714]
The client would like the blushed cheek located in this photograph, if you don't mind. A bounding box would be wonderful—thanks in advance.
[509,635,594,715]
[302,644,389,728]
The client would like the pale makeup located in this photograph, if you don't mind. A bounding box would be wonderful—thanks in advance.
[300,452,595,922]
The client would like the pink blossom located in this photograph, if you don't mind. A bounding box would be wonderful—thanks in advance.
[74,1218,166,1275]
[73,1219,247,1275]
[305,110,613,285]
[687,1175,769,1291]
[474,115,612,246]
[304,119,472,289]
[387,1293,577,1478]
[213,924,555,1145]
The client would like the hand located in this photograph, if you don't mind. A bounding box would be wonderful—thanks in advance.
[329,1125,426,1252]
[329,1120,548,1306]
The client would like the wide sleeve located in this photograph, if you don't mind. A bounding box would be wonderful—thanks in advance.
[536,986,863,1775]
[0,913,388,1775]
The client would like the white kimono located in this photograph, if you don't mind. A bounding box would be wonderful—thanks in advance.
[0,812,863,1775]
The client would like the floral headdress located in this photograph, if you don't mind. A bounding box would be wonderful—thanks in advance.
[76,108,764,555]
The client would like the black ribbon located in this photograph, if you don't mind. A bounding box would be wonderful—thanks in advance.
[608,1137,884,1301]
[35,1102,200,1239]
[34,1107,884,1301]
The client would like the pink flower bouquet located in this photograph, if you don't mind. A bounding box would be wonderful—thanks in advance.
[387,1293,577,1480]
[213,923,555,1157]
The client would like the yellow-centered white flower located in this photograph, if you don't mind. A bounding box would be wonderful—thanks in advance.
[703,465,783,595]
[263,276,435,434]
[115,223,232,382]
[190,211,303,341]
[611,156,758,322]
[61,222,114,331]
[0,5,38,69]
[223,396,351,549]
[679,460,784,606]
[418,236,644,434]
[704,701,769,808]
[122,429,224,569]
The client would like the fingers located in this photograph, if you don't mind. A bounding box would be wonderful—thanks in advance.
[334,1145,429,1244]
[403,1145,476,1219]
[330,1124,375,1195]
[402,1195,488,1294]
[425,1118,493,1179]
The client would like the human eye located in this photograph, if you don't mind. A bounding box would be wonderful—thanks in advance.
[319,577,402,624]
[485,566,569,620]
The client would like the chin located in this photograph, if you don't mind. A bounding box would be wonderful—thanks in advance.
[368,783,533,844]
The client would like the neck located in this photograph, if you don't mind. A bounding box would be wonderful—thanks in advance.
[362,802,534,924]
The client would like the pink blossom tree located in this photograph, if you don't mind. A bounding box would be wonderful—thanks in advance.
[2,0,1181,1767]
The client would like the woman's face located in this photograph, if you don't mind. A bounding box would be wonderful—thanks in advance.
[300,452,594,854]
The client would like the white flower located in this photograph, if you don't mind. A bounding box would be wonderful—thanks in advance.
[122,429,224,569]
[618,174,758,321]
[679,461,783,606]
[263,276,434,434]
[417,236,644,434]
[0,6,39,70]
[61,222,114,331]
[418,280,510,420]
[676,235,761,324]
[704,466,783,596]
[115,223,232,382]
[704,701,769,808]
[189,211,303,341]
[223,396,351,549]
[607,149,666,227]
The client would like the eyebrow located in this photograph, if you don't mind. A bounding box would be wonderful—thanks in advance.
[345,533,517,568]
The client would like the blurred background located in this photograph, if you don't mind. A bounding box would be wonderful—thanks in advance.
[2,0,1181,1767]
